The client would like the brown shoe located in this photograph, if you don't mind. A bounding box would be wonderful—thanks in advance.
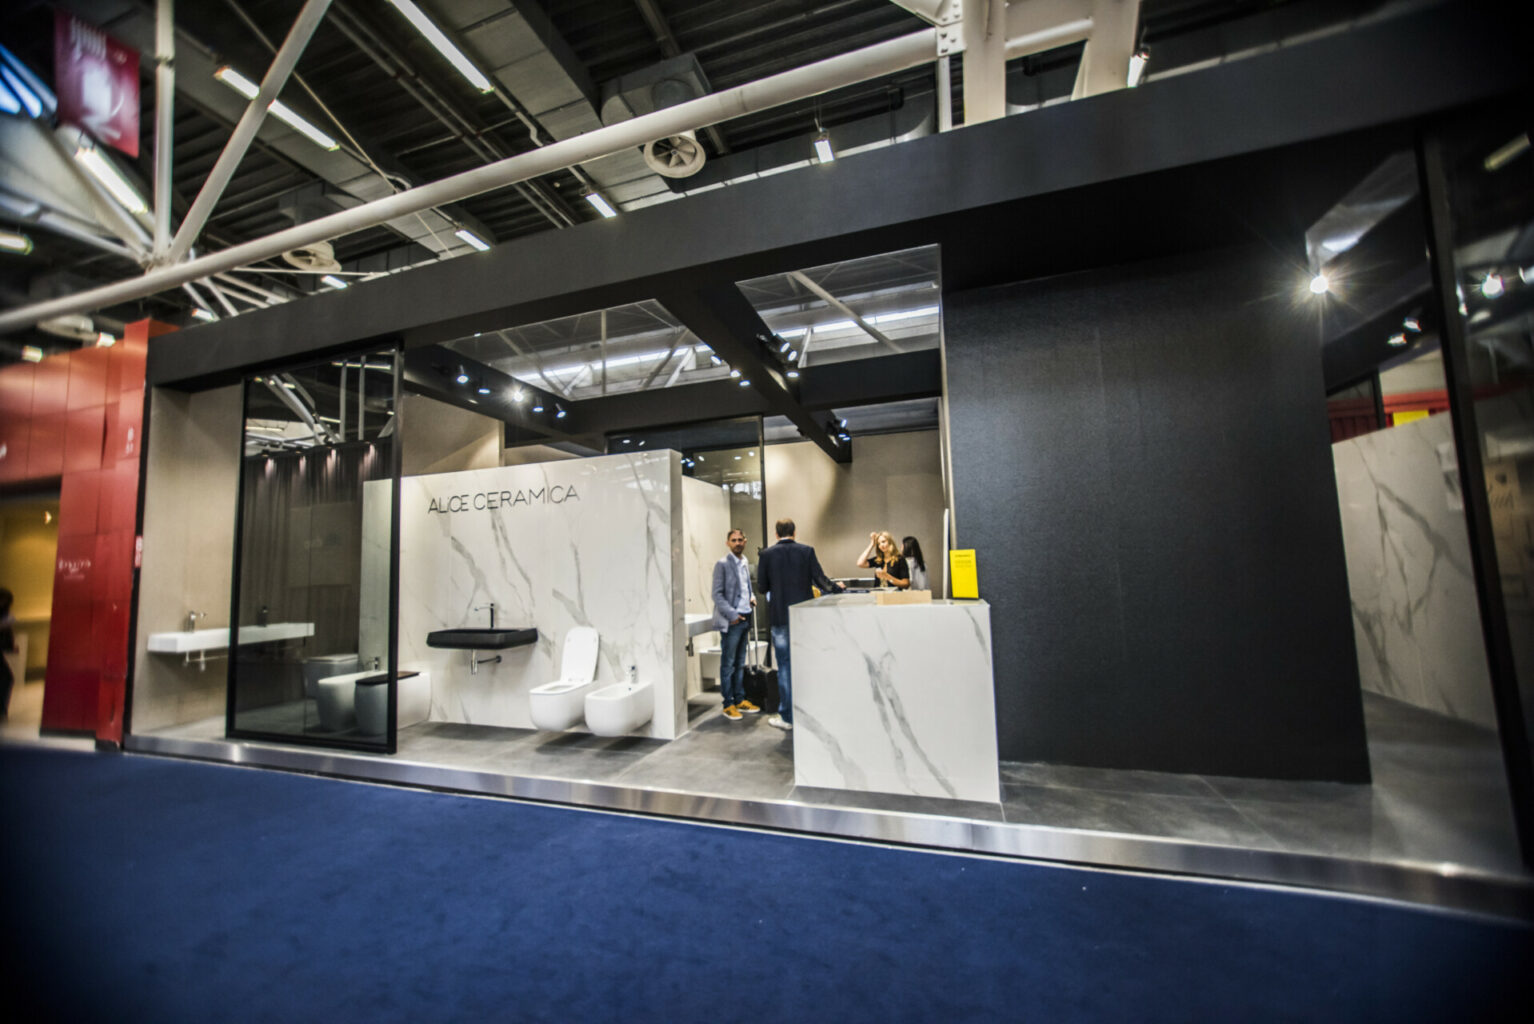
[722,704,743,721]
[736,700,761,714]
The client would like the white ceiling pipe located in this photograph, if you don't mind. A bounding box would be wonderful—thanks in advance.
[0,28,937,335]
[1005,19,1095,60]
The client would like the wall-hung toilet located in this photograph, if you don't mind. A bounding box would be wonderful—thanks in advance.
[528,627,601,731]
[585,672,654,737]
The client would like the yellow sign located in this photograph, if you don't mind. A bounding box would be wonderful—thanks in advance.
[1393,409,1429,425]
[949,549,978,599]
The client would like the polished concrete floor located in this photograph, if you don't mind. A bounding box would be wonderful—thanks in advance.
[145,687,1526,879]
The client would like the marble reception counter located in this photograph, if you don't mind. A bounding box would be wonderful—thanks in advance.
[790,594,998,803]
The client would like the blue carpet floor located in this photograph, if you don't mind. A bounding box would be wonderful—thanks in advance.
[0,746,1529,1023]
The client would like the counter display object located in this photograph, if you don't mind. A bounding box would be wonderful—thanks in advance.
[790,593,998,803]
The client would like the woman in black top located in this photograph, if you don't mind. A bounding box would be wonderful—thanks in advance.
[902,536,928,591]
[857,531,910,589]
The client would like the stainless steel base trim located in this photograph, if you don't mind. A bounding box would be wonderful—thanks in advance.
[124,731,1533,921]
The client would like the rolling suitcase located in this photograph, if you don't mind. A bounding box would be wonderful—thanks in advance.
[741,634,778,713]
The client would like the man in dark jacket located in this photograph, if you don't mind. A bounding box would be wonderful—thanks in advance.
[754,519,843,731]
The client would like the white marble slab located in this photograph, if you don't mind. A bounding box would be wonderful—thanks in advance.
[147,622,314,653]
[680,475,730,698]
[386,451,685,739]
[791,594,998,802]
[1333,415,1494,726]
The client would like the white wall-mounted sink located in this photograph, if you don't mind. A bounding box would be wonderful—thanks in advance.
[147,622,315,653]
[684,613,716,638]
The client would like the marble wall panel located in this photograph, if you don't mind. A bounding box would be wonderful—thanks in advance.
[1333,414,1494,726]
[680,476,730,698]
[389,451,684,738]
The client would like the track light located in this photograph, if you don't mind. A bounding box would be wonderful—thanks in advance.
[22,346,43,362]
[192,307,218,322]
[321,274,348,290]
[738,379,751,387]
[0,229,33,254]
[555,404,567,419]
[585,191,618,218]
[1309,273,1330,295]
[1402,316,1421,332]
[1387,333,1407,348]
[1127,48,1150,88]
[384,0,493,92]
[787,350,799,362]
[455,366,469,384]
[786,369,800,379]
[477,385,491,395]
[455,228,490,251]
[95,332,116,348]
[531,402,544,413]
[1481,272,1504,299]
[813,131,834,163]
[214,67,339,150]
[75,143,146,214]
[779,340,791,353]
[729,369,741,378]
[511,387,525,403]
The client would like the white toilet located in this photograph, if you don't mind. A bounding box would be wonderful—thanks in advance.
[585,676,654,737]
[528,627,601,731]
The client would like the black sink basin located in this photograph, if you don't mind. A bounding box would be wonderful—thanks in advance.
[427,627,538,650]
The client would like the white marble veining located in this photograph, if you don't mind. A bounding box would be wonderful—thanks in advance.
[791,594,998,802]
[384,451,685,739]
[358,478,393,670]
[680,475,730,698]
[1333,415,1494,727]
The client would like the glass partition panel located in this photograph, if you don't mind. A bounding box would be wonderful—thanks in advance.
[228,351,399,752]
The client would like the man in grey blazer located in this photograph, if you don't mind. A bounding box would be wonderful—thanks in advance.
[710,528,760,721]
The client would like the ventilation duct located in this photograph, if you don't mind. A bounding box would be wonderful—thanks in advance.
[599,54,712,180]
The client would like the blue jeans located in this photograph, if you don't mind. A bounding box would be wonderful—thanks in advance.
[719,617,750,708]
[770,625,792,723]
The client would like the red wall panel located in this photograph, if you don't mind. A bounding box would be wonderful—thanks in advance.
[16,319,175,741]
[26,412,66,478]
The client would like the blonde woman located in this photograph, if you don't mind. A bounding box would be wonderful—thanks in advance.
[857,530,910,589]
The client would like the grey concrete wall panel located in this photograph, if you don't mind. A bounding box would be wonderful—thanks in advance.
[945,247,1370,781]
[147,3,1525,389]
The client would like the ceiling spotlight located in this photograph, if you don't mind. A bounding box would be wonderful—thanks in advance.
[531,402,544,413]
[455,366,470,384]
[1402,316,1421,332]
[385,0,494,92]
[455,228,490,252]
[192,307,218,322]
[1387,332,1407,348]
[1309,273,1330,295]
[729,368,741,378]
[95,332,116,348]
[22,345,43,362]
[637,440,646,446]
[1480,272,1504,299]
[0,229,33,254]
[786,350,799,362]
[734,455,741,461]
[738,379,752,387]
[321,274,348,290]
[786,369,800,379]
[555,404,567,419]
[813,131,834,163]
[511,387,525,403]
[839,418,848,427]
[214,67,340,150]
[1127,48,1150,88]
[477,385,491,395]
[779,340,791,353]
[585,191,618,218]
[75,142,147,214]
[710,355,721,366]
[748,450,756,457]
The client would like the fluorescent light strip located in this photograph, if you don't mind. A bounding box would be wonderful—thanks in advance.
[455,228,490,251]
[0,229,33,254]
[385,0,493,93]
[75,145,147,214]
[585,192,618,218]
[321,275,348,290]
[813,135,835,163]
[192,307,218,322]
[1127,50,1149,88]
[0,64,42,118]
[214,67,339,150]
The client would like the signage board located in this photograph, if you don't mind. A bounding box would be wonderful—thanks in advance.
[55,12,139,157]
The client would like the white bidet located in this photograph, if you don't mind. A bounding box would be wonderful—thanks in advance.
[584,680,653,737]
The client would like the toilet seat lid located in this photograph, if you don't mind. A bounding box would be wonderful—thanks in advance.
[559,627,599,683]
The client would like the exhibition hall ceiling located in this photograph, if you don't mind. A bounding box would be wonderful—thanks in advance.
[0,0,1381,361]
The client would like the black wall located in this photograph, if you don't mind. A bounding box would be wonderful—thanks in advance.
[946,246,1370,781]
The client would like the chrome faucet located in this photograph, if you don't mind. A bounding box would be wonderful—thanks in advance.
[186,610,205,632]
[474,603,497,629]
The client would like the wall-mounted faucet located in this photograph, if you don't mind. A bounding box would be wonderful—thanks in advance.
[186,610,205,632]
[473,603,497,629]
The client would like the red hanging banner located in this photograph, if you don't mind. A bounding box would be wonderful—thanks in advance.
[54,11,140,158]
